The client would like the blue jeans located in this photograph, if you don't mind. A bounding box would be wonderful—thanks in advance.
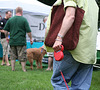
[51,50,93,90]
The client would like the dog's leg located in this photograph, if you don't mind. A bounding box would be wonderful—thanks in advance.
[28,58,33,70]
[30,59,33,70]
[36,60,39,69]
[39,59,43,69]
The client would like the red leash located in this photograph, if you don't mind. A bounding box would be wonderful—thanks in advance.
[60,70,69,90]
[54,45,69,90]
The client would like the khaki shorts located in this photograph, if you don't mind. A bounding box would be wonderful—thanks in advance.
[10,46,27,62]
[1,38,9,55]
[47,52,54,57]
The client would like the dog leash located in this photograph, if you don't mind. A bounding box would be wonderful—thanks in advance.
[60,70,69,90]
[54,45,69,90]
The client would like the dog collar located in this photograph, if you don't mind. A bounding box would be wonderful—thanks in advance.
[41,48,43,53]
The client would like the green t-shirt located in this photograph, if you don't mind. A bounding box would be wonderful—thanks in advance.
[4,16,31,46]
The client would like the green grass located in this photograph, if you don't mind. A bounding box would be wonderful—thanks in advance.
[0,60,100,90]
[90,69,100,90]
[0,60,53,90]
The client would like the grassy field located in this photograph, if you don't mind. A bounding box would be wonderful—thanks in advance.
[0,60,100,90]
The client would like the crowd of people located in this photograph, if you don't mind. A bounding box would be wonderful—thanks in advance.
[0,7,53,72]
[0,7,33,72]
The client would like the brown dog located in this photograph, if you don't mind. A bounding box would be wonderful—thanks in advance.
[27,47,46,70]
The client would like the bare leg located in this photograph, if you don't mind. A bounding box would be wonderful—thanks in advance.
[1,55,5,65]
[5,55,10,66]
[11,60,15,71]
[21,61,26,72]
[46,57,53,71]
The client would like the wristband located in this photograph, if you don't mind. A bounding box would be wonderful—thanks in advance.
[58,34,64,39]
[55,39,62,42]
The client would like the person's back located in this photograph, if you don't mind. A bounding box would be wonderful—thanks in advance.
[6,16,30,46]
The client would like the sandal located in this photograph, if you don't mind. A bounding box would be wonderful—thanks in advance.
[1,63,6,66]
[46,68,51,71]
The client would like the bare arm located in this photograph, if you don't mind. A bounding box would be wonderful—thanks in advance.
[5,30,9,37]
[4,30,9,43]
[27,32,33,45]
[0,30,5,33]
[27,32,32,39]
[45,28,47,36]
[53,7,76,51]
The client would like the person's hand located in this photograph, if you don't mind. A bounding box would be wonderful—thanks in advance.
[8,32,10,35]
[6,37,9,43]
[30,39,33,45]
[0,30,5,33]
[53,37,62,52]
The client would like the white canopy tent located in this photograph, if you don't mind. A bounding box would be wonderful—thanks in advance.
[0,0,51,40]
[0,0,51,15]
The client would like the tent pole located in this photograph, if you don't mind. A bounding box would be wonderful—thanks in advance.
[13,9,15,16]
